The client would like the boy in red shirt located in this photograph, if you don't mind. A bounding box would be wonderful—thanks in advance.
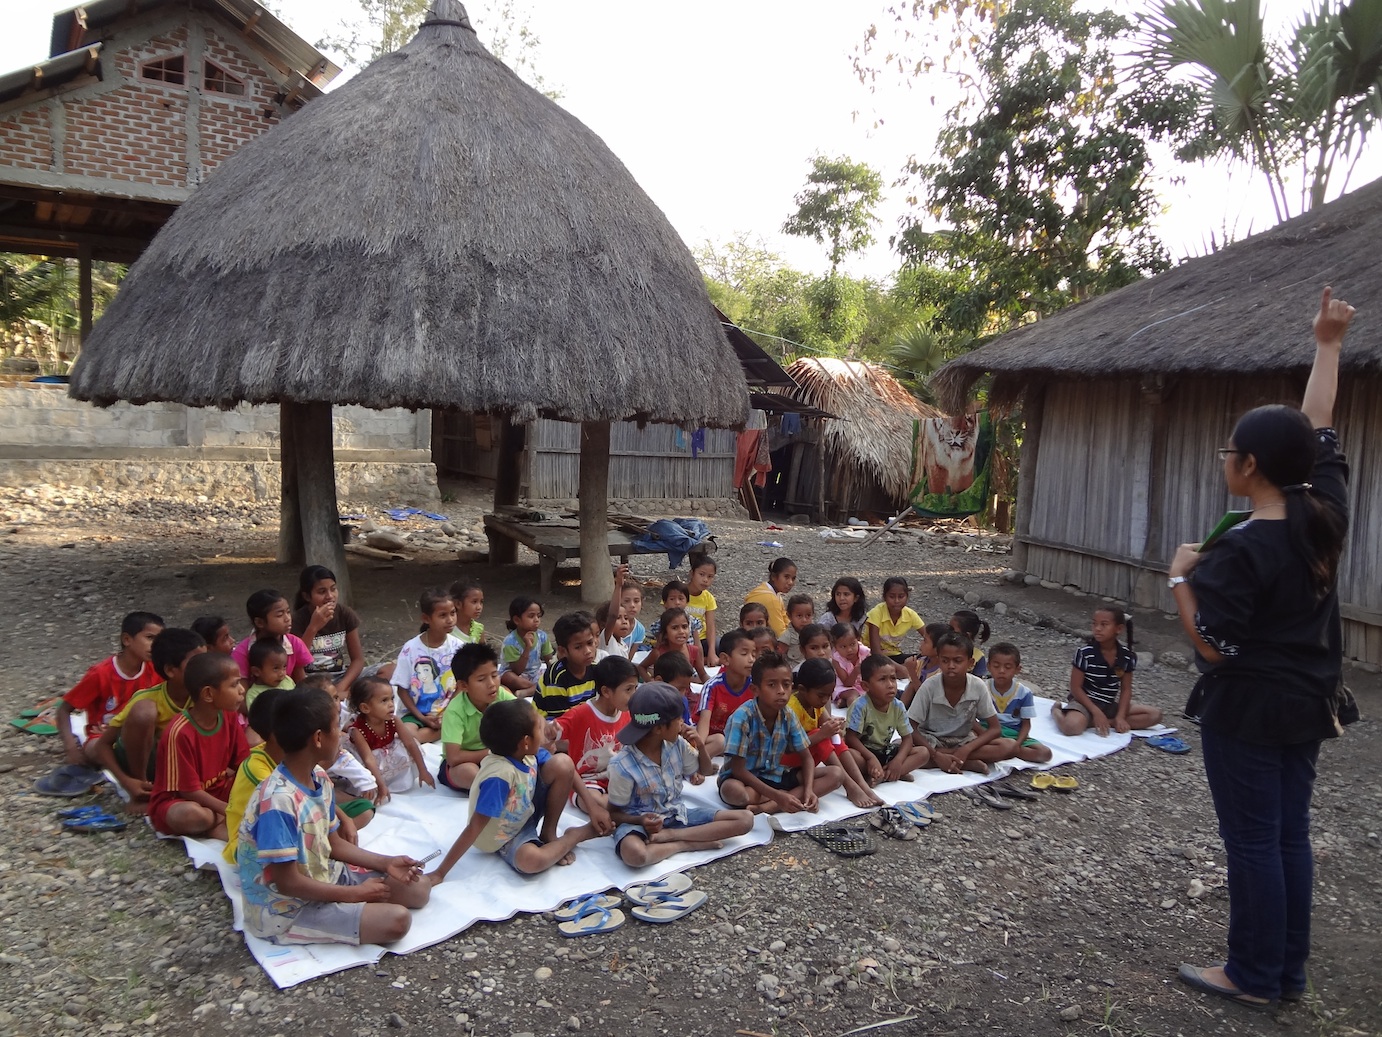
[57,612,164,766]
[552,656,636,836]
[149,653,249,839]
[696,629,757,758]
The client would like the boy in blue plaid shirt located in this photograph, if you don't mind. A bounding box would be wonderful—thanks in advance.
[607,683,754,867]
[718,653,843,814]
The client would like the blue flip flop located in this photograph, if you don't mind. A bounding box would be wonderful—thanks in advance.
[556,901,625,937]
[63,812,127,833]
[1147,734,1191,755]
[895,801,937,826]
[57,805,106,820]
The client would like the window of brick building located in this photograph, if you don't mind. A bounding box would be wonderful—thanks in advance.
[140,54,186,86]
[203,60,246,96]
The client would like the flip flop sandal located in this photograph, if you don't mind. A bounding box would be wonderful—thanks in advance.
[993,781,1040,802]
[1147,734,1192,754]
[557,903,626,937]
[805,821,878,857]
[869,807,921,840]
[961,785,1013,810]
[63,813,127,833]
[629,889,708,924]
[625,873,693,906]
[1029,773,1056,791]
[57,805,106,820]
[554,892,623,922]
[1052,775,1080,792]
[894,801,936,827]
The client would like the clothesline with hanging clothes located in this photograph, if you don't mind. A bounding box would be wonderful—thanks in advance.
[735,408,771,489]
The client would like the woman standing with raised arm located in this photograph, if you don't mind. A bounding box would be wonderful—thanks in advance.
[1167,288,1356,1010]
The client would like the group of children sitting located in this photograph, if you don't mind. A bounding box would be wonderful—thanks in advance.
[57,552,1161,948]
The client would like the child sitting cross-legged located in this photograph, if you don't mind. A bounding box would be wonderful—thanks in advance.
[223,688,361,865]
[779,594,816,666]
[93,628,206,810]
[392,590,463,743]
[985,642,1053,764]
[149,653,249,839]
[845,656,931,785]
[652,650,697,726]
[608,682,754,867]
[718,652,843,814]
[550,655,638,834]
[908,631,1015,775]
[786,658,882,809]
[347,675,435,804]
[245,638,296,708]
[639,607,709,683]
[438,642,511,791]
[237,688,432,946]
[696,628,757,758]
[535,612,599,719]
[57,610,164,768]
[430,699,600,878]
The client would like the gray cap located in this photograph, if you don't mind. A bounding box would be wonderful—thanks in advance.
[617,682,686,745]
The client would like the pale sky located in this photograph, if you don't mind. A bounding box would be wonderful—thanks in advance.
[4,0,1378,281]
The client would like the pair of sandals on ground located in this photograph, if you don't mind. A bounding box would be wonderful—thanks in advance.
[553,873,706,936]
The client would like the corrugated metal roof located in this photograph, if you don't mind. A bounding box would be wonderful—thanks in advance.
[49,0,340,92]
[0,44,102,106]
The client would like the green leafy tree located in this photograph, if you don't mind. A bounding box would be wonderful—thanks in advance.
[320,0,562,97]
[0,253,125,372]
[782,156,885,275]
[896,0,1190,336]
[1142,0,1382,218]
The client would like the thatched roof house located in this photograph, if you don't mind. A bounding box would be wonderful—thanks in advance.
[931,177,1381,663]
[783,358,937,520]
[68,0,749,601]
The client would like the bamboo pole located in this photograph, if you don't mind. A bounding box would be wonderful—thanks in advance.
[578,420,613,604]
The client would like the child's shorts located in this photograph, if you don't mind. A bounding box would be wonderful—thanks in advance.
[717,766,801,799]
[920,732,976,751]
[338,797,375,818]
[1000,725,1043,749]
[1059,698,1117,721]
[267,869,384,945]
[568,780,604,809]
[436,760,470,792]
[112,737,157,781]
[495,818,545,871]
[781,739,839,769]
[613,806,721,850]
[864,742,901,767]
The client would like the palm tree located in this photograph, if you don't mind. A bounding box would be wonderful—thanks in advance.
[1143,0,1382,219]
[887,322,952,404]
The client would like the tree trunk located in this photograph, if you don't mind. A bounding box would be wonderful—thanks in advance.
[77,245,93,346]
[490,417,526,564]
[296,402,351,604]
[578,420,613,605]
[277,402,305,566]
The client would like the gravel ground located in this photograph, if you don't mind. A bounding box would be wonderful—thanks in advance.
[1,482,1379,1037]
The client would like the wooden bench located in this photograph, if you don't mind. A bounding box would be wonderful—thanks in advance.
[482,513,661,594]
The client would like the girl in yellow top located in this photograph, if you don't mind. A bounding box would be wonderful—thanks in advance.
[866,577,925,663]
[743,556,797,638]
[685,553,719,662]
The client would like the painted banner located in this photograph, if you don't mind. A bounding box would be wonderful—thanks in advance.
[909,410,993,518]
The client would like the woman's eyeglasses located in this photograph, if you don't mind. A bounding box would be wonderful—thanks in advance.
[1217,448,1244,460]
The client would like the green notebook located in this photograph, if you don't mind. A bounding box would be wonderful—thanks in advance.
[1198,510,1253,552]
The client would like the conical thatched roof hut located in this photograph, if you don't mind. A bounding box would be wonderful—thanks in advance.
[784,358,937,519]
[69,0,748,600]
[926,178,1382,662]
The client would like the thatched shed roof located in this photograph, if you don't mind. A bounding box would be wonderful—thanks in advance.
[69,0,747,429]
[787,358,937,501]
[932,176,1382,413]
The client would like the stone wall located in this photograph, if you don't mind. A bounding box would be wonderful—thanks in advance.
[0,383,438,502]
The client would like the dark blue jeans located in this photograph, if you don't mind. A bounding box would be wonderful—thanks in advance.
[1201,727,1320,1000]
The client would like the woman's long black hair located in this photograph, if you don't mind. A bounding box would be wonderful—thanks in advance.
[1232,404,1346,601]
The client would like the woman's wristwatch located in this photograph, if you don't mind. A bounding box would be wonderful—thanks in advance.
[1167,576,1188,589]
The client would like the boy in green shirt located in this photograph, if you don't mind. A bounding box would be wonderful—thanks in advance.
[439,643,511,791]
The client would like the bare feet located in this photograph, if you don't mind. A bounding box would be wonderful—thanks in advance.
[557,850,576,866]
[899,773,915,782]
[846,786,885,809]
[963,760,989,774]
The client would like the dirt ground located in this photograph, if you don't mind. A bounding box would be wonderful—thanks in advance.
[1,480,1378,1037]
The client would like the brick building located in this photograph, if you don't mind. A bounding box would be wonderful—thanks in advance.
[0,0,339,339]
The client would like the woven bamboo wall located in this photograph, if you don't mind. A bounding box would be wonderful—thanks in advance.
[1020,376,1382,663]
[528,419,735,500]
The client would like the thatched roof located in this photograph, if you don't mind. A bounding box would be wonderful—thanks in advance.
[69,0,747,429]
[932,176,1382,413]
[787,358,937,501]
